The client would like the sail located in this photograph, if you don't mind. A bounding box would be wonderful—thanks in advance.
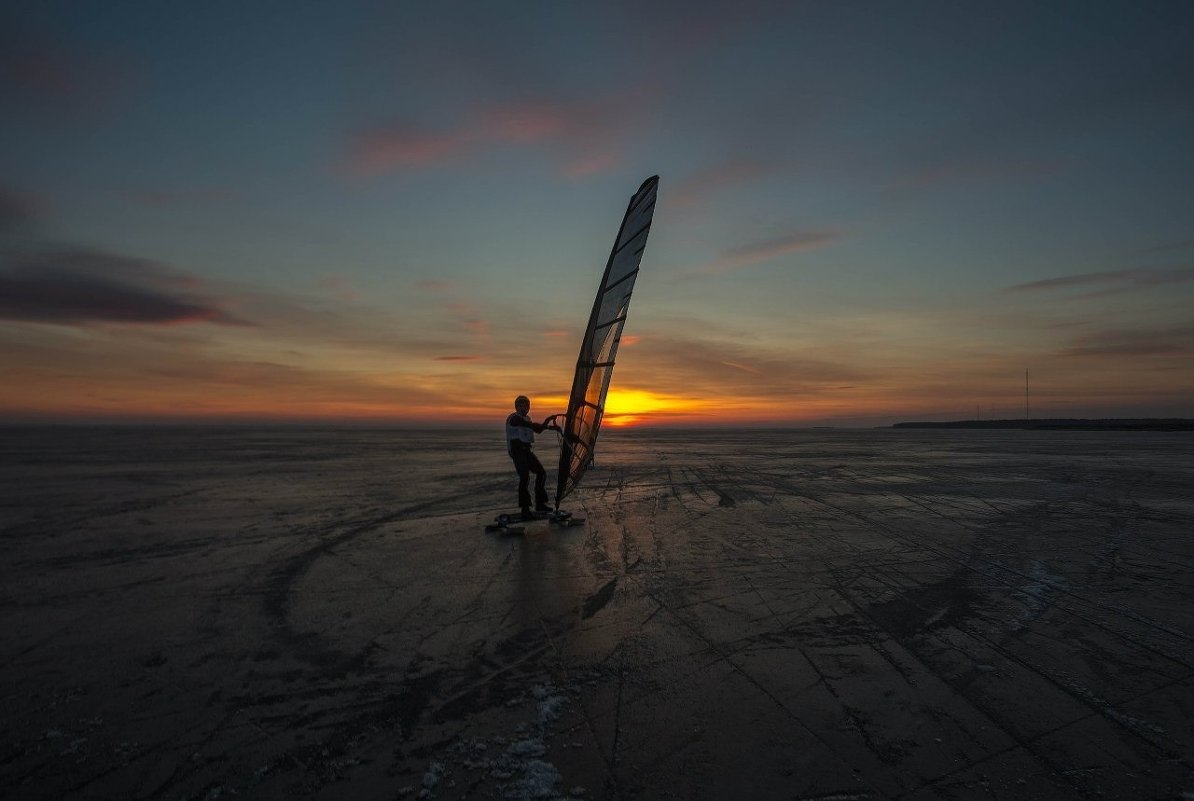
[556,175,659,507]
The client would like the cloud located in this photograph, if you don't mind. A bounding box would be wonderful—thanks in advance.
[0,249,240,326]
[1058,326,1194,358]
[442,300,474,315]
[317,275,360,303]
[668,159,769,208]
[478,101,572,144]
[563,151,621,179]
[464,317,489,339]
[342,124,469,175]
[1138,236,1194,254]
[0,187,43,230]
[1005,267,1194,296]
[437,298,491,341]
[0,327,462,422]
[128,187,238,206]
[691,230,841,276]
[0,40,81,98]
[218,277,534,363]
[0,246,587,422]
[341,91,650,179]
[894,158,1061,190]
[0,28,128,114]
[415,279,457,291]
[620,330,868,397]
[720,360,760,374]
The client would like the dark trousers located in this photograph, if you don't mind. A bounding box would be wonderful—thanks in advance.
[509,440,549,510]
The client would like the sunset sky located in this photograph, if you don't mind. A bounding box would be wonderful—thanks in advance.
[2,1,1192,426]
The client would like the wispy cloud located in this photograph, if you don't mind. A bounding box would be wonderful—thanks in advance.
[719,360,760,374]
[690,230,841,276]
[127,187,238,206]
[434,355,481,361]
[621,330,868,397]
[1137,236,1194,254]
[1005,266,1194,296]
[317,275,360,303]
[563,151,621,179]
[0,29,127,114]
[0,249,241,326]
[437,298,491,344]
[463,318,489,339]
[668,159,769,208]
[342,124,469,175]
[478,101,573,144]
[1058,326,1194,358]
[0,186,44,230]
[0,328,462,421]
[415,279,457,292]
[894,158,1061,190]
[0,39,83,99]
[341,91,650,179]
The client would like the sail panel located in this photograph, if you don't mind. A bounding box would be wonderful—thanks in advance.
[556,176,659,507]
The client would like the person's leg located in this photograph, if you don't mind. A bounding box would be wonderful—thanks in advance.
[527,451,550,509]
[511,446,532,510]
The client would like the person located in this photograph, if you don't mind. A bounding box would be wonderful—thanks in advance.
[505,395,557,519]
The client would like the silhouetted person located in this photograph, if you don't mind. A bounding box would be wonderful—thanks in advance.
[506,395,556,518]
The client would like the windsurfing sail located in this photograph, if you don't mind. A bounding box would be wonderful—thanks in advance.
[556,175,659,508]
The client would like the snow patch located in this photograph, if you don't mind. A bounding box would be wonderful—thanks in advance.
[501,758,562,800]
[422,682,573,801]
[496,684,569,800]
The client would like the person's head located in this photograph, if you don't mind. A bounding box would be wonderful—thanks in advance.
[514,395,530,415]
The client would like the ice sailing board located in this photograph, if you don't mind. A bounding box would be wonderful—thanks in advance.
[556,175,659,508]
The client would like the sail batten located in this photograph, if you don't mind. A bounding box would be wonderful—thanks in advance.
[555,175,659,508]
[601,267,640,294]
[593,314,628,332]
[612,222,652,255]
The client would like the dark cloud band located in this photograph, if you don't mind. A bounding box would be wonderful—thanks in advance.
[0,250,234,326]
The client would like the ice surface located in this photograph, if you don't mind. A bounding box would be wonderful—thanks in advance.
[1,426,1192,800]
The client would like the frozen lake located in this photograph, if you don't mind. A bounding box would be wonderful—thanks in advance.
[1,427,1192,800]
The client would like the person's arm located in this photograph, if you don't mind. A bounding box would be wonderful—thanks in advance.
[507,414,547,433]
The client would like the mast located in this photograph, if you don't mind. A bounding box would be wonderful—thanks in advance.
[1025,368,1029,420]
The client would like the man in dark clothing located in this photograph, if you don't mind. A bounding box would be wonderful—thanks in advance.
[505,395,557,519]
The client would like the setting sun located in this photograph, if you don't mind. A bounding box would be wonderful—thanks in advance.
[602,388,700,426]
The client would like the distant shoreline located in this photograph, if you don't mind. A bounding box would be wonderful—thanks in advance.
[893,418,1194,431]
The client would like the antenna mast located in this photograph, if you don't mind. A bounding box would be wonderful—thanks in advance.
[1025,368,1029,420]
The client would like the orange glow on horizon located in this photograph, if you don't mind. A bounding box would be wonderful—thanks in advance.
[0,386,909,425]
[8,367,1178,426]
[602,388,701,426]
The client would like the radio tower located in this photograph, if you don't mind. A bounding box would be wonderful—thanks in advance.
[1025,368,1029,420]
